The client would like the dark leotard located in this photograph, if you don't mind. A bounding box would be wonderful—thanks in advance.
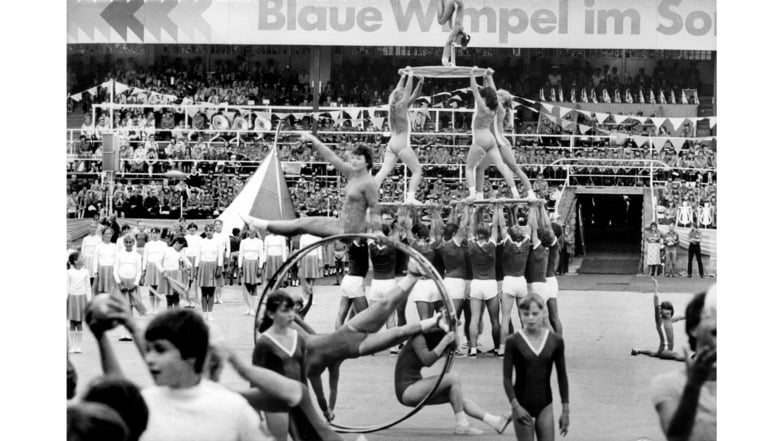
[347,240,369,277]
[370,242,397,279]
[303,326,367,376]
[394,330,449,404]
[502,238,530,278]
[503,330,569,417]
[468,240,496,280]
[252,332,307,412]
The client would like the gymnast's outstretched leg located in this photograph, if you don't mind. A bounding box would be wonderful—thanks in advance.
[242,214,344,238]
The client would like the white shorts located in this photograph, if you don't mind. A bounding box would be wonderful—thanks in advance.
[469,279,498,301]
[368,278,397,302]
[527,281,548,299]
[340,275,366,299]
[411,279,440,303]
[543,276,559,300]
[502,276,528,298]
[443,277,468,300]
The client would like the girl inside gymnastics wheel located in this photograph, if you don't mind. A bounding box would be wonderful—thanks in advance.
[258,257,451,428]
[242,132,382,237]
[631,278,686,361]
[463,67,521,203]
[394,328,512,435]
[474,79,537,202]
[438,0,470,66]
[374,69,426,205]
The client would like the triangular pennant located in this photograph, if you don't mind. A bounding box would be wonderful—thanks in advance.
[651,137,669,149]
[614,115,631,124]
[559,107,573,118]
[668,118,686,132]
[578,124,592,134]
[669,137,687,152]
[632,135,647,147]
[561,119,575,130]
[346,108,361,120]
[87,87,98,96]
[650,117,667,129]
[632,116,649,124]
[540,103,554,113]
[708,117,717,128]
[70,93,82,102]
[595,112,610,124]
[372,117,386,130]
[577,109,591,118]
[544,113,559,123]
[329,111,342,120]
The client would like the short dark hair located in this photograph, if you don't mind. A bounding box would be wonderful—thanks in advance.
[83,376,149,441]
[476,225,491,240]
[352,143,374,170]
[413,223,429,239]
[144,309,209,374]
[232,228,241,235]
[67,401,129,441]
[171,236,187,248]
[443,223,459,240]
[660,301,675,315]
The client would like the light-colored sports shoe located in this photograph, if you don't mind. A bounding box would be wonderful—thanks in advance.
[455,424,483,435]
[494,413,512,434]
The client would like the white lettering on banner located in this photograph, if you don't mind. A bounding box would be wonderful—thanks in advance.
[68,0,716,50]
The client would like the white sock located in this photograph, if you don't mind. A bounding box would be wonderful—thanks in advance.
[75,330,83,351]
[499,344,505,353]
[469,347,477,355]
[455,411,469,426]
[483,413,501,428]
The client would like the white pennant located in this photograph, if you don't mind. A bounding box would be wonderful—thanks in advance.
[632,135,647,147]
[595,112,610,124]
[372,117,386,129]
[669,137,687,152]
[578,124,592,134]
[561,119,574,130]
[329,111,342,120]
[650,117,667,129]
[544,113,559,123]
[632,116,649,124]
[559,107,573,118]
[708,117,717,128]
[87,87,98,96]
[577,109,591,118]
[614,114,631,124]
[114,82,130,94]
[70,93,82,102]
[540,102,554,113]
[668,118,686,131]
[650,137,665,148]
[346,108,361,120]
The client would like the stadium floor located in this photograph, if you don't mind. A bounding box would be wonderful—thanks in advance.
[69,277,712,441]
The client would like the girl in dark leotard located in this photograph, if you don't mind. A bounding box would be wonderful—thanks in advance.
[503,294,569,441]
[395,328,511,436]
[631,278,686,361]
[253,292,308,441]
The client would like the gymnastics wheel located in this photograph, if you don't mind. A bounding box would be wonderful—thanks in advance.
[253,233,457,434]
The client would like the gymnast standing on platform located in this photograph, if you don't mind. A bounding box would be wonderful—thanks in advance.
[438,0,471,66]
[374,69,426,204]
[464,67,521,203]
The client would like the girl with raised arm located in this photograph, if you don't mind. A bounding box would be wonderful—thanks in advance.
[464,68,520,203]
[243,132,382,237]
[631,278,686,361]
[475,83,537,201]
[374,69,426,204]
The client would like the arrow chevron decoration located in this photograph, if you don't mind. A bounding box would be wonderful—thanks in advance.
[101,0,144,40]
[67,0,213,43]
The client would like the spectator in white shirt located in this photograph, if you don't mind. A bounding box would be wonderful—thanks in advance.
[196,224,224,322]
[95,227,119,294]
[67,251,91,353]
[238,230,265,315]
[80,114,96,140]
[81,223,102,293]
[212,220,231,304]
[142,228,168,313]
[183,223,202,308]
[114,235,147,341]
[151,237,192,309]
[263,233,288,286]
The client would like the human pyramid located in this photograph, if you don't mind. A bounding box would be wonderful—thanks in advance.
[70,2,568,440]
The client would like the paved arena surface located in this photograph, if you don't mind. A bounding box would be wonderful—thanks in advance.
[69,276,713,441]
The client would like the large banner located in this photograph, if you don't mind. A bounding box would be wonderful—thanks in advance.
[68,0,716,50]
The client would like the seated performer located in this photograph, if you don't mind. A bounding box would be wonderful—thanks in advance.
[242,132,381,237]
[438,0,471,66]
[631,278,686,361]
[464,67,520,203]
[374,69,425,204]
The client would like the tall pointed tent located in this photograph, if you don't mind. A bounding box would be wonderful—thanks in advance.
[218,148,296,233]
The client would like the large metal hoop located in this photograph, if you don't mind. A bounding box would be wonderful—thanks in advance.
[253,233,456,434]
